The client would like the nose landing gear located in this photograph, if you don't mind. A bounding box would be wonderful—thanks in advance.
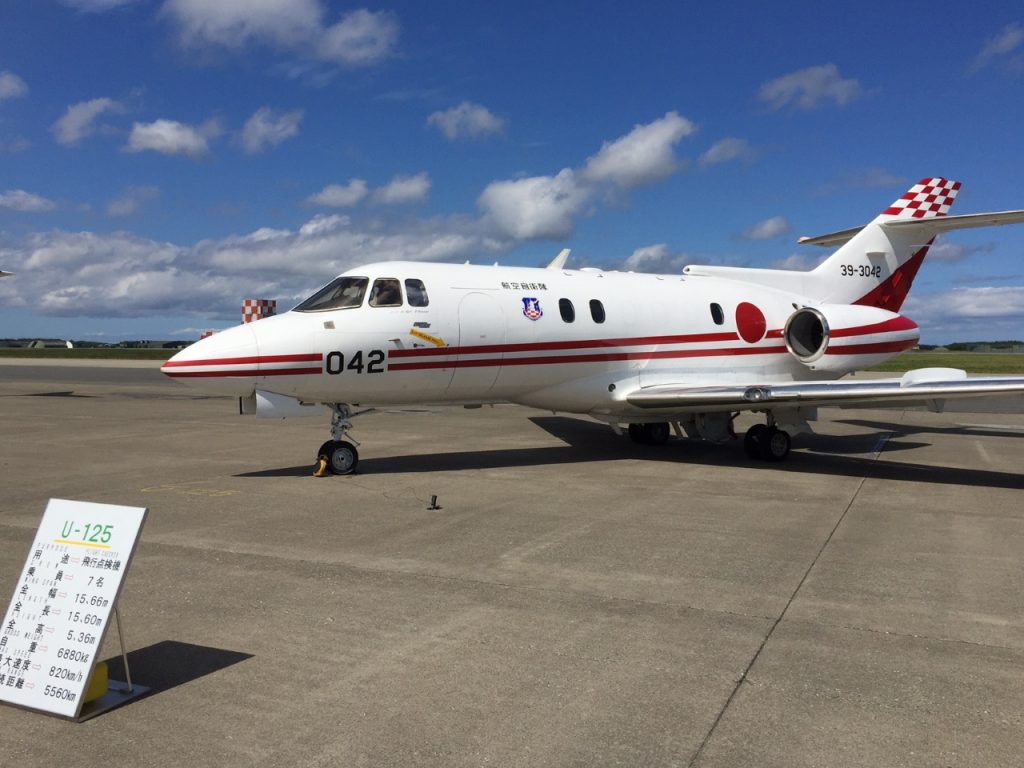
[314,404,360,476]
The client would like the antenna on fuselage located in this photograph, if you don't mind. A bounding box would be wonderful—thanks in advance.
[546,248,570,270]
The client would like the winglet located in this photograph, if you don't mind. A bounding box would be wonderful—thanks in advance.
[546,248,570,270]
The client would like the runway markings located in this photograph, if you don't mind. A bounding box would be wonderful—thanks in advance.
[141,482,239,498]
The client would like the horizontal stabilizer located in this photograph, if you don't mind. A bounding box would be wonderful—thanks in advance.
[882,209,1024,233]
[799,209,1024,247]
[798,226,864,247]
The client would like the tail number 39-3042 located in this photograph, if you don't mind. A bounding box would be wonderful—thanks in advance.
[325,350,385,375]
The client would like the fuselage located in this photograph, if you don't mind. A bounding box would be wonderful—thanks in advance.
[162,261,918,417]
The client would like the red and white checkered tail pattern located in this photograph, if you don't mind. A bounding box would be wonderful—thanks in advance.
[242,298,277,324]
[881,177,961,219]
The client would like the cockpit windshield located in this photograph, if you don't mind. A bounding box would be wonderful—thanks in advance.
[294,276,368,312]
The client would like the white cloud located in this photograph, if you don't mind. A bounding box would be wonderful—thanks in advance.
[0,190,57,212]
[373,173,431,204]
[0,137,31,153]
[306,180,368,207]
[758,64,863,111]
[816,167,907,196]
[318,9,399,66]
[479,169,590,240]
[972,23,1024,72]
[106,186,160,217]
[52,98,122,146]
[427,102,505,140]
[927,240,995,264]
[698,137,753,167]
[161,0,322,49]
[771,252,827,271]
[240,107,303,153]
[479,112,696,241]
[0,71,28,100]
[623,243,690,273]
[59,0,141,10]
[161,1,398,67]
[902,287,1024,341]
[581,111,696,188]
[741,216,790,240]
[0,213,500,318]
[125,118,220,157]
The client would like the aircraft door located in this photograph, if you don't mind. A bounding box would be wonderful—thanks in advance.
[447,292,505,398]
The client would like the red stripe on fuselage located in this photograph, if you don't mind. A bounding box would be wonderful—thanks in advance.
[824,339,917,356]
[388,345,790,371]
[162,367,324,378]
[388,331,741,358]
[162,353,323,368]
[830,316,918,338]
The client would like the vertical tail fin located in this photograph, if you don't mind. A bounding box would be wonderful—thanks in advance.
[880,177,961,220]
[813,177,962,311]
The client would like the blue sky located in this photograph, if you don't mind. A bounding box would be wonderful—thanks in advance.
[1,0,1023,343]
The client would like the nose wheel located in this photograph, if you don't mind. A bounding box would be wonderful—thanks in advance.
[314,404,361,476]
[315,440,359,476]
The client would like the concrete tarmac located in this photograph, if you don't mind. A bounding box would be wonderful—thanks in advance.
[1,361,1022,767]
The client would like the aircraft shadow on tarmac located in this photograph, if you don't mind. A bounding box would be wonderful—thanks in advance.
[101,640,252,703]
[236,415,1024,490]
[838,418,1024,441]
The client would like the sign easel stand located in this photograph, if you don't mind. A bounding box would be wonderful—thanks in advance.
[76,605,150,722]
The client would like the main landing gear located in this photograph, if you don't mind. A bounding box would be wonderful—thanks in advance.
[628,422,671,445]
[314,404,360,476]
[743,421,791,462]
[626,415,793,461]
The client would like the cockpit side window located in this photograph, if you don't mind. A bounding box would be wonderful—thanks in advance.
[369,277,403,307]
[294,276,368,311]
[405,278,429,307]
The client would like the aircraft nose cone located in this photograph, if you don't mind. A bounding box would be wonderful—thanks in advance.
[162,323,260,396]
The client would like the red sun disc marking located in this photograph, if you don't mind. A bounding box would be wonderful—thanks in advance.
[735,302,766,343]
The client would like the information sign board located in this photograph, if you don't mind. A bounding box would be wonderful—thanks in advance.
[0,499,148,719]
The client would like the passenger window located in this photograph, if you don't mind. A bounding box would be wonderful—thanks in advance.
[710,303,724,325]
[559,298,575,323]
[589,299,605,323]
[294,276,368,311]
[405,278,429,307]
[369,278,402,307]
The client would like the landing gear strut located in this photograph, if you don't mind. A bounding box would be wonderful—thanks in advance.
[744,421,791,462]
[314,404,360,476]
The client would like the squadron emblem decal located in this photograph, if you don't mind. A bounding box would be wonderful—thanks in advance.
[521,297,543,321]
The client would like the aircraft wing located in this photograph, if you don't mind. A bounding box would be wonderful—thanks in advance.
[625,369,1024,412]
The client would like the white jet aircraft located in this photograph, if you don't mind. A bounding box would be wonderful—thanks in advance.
[163,178,1024,474]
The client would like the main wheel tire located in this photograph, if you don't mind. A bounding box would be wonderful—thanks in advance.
[744,424,769,459]
[318,440,359,475]
[761,428,791,462]
[628,423,647,444]
[643,422,671,445]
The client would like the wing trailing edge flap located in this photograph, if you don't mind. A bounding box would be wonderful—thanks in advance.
[625,369,1024,412]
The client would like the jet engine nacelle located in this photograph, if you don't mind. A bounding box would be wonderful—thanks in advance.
[783,304,919,373]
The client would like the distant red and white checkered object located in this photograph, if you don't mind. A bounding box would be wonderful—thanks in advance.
[882,177,960,219]
[242,299,277,324]
[200,330,214,339]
